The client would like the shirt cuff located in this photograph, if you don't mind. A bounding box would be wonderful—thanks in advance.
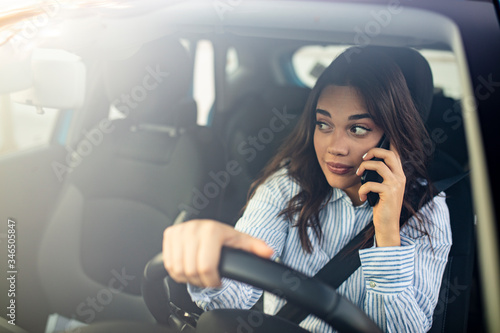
[187,281,226,303]
[359,240,415,295]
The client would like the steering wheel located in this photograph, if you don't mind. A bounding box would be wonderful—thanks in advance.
[142,247,382,333]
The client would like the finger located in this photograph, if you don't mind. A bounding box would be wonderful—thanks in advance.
[389,142,401,160]
[162,226,175,274]
[388,143,405,176]
[162,228,171,271]
[249,238,275,259]
[225,232,274,259]
[196,231,223,287]
[183,231,203,287]
[356,160,393,181]
[362,149,404,177]
[362,147,396,164]
[170,226,189,284]
[358,182,387,202]
[163,225,185,283]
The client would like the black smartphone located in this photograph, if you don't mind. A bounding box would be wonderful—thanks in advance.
[360,135,390,207]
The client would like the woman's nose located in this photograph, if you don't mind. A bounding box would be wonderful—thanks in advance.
[326,134,349,156]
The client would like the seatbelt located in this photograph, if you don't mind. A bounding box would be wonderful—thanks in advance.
[432,171,470,195]
[276,171,469,324]
[275,222,373,322]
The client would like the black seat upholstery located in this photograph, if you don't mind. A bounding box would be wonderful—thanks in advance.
[428,150,474,333]
[38,37,225,324]
[219,85,311,224]
[427,88,468,167]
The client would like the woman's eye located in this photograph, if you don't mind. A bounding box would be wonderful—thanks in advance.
[350,125,371,136]
[316,121,331,131]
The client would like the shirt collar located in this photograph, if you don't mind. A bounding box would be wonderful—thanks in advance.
[328,187,344,203]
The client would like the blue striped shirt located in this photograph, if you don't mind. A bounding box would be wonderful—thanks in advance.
[188,167,452,332]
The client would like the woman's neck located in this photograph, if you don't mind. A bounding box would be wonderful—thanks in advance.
[343,185,364,207]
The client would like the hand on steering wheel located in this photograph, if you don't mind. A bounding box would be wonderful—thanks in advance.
[162,220,274,287]
[143,247,383,333]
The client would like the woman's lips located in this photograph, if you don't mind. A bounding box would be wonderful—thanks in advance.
[326,162,354,175]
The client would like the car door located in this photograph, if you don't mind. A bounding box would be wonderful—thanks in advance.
[0,100,69,332]
[0,40,83,331]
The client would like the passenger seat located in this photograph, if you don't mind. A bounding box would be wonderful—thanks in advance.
[38,37,224,324]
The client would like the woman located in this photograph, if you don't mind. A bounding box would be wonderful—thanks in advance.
[163,47,452,332]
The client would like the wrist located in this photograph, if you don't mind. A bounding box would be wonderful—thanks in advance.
[374,224,401,247]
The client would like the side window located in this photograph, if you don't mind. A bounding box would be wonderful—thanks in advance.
[292,45,350,87]
[0,98,60,156]
[192,42,240,125]
[193,40,215,126]
[291,45,461,100]
[226,46,239,76]
[419,49,461,99]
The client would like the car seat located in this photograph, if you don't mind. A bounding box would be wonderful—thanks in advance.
[219,85,311,224]
[37,36,225,324]
[426,87,468,167]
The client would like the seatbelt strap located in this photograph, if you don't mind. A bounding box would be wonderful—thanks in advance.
[276,170,469,324]
[432,171,470,195]
[275,222,373,322]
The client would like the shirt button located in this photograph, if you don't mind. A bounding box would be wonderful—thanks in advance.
[369,281,377,288]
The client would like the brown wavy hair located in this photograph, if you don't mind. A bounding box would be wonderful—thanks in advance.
[247,47,437,253]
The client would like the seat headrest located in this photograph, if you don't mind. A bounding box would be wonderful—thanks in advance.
[368,46,434,123]
[104,36,193,125]
[262,86,311,113]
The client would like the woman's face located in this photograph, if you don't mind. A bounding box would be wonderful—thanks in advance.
[314,85,384,204]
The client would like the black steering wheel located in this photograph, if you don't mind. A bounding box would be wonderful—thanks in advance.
[142,247,382,333]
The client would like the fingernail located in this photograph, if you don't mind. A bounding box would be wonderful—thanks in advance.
[362,153,368,159]
[356,167,359,175]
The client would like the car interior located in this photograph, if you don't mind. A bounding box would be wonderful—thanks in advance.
[0,1,492,332]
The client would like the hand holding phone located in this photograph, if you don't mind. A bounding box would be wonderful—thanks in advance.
[360,135,390,207]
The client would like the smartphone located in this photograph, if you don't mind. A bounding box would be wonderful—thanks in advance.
[360,135,390,207]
